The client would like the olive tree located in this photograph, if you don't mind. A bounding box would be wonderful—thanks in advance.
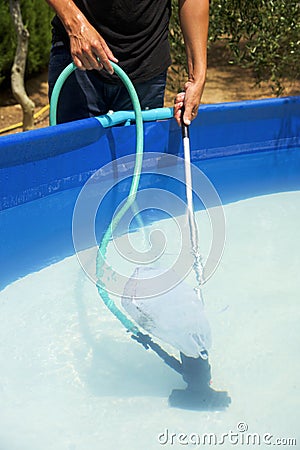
[9,0,35,130]
[169,0,300,94]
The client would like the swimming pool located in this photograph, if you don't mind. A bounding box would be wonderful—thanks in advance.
[0,97,299,449]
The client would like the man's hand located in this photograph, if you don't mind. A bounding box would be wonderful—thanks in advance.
[69,18,118,73]
[174,0,209,126]
[174,79,205,126]
[45,0,118,73]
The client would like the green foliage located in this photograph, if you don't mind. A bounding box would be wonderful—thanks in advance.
[21,0,54,75]
[168,0,188,92]
[209,0,300,94]
[1,0,299,93]
[0,1,15,85]
[169,0,300,94]
[0,0,53,87]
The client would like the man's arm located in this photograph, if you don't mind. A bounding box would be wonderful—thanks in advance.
[174,0,209,125]
[46,0,118,73]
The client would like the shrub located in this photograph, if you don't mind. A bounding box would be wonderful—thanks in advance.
[169,0,300,94]
[0,0,53,87]
[208,0,300,94]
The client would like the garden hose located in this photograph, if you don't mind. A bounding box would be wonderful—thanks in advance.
[50,62,183,374]
[50,62,144,335]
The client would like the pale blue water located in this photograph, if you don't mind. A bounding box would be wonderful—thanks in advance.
[0,190,299,450]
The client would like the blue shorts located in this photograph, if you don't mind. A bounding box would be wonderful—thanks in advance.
[48,44,167,124]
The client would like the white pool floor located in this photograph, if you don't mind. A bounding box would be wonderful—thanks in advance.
[0,191,299,450]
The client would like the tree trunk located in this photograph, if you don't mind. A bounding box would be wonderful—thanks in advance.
[9,0,35,131]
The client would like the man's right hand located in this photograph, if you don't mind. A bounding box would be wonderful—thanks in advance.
[69,18,118,74]
[46,0,118,73]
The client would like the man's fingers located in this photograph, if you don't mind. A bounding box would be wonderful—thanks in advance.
[174,98,198,126]
[99,40,118,64]
[94,51,114,74]
[102,58,114,75]
[183,105,198,125]
[81,53,98,70]
[175,92,185,104]
[93,39,118,74]
[173,98,184,126]
[72,55,85,70]
[174,104,183,126]
[174,86,201,126]
[71,45,94,70]
[71,35,118,72]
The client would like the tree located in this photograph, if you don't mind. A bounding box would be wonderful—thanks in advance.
[208,0,300,94]
[0,0,53,87]
[169,0,300,95]
[9,0,35,130]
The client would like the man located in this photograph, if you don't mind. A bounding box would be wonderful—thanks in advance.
[46,0,209,126]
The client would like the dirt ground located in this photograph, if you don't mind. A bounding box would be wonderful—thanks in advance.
[0,44,299,136]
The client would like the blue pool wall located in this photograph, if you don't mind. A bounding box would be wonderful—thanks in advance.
[0,96,299,289]
[1,96,299,209]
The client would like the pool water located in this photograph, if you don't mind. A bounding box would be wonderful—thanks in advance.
[0,190,299,450]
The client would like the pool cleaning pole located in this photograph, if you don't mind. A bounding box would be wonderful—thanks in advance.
[182,121,204,304]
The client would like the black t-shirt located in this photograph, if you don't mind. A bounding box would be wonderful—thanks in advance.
[52,0,172,83]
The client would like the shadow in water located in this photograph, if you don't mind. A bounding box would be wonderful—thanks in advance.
[72,268,183,398]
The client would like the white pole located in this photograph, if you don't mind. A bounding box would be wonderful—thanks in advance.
[182,123,204,304]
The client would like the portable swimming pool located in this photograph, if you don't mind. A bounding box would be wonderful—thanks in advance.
[0,97,299,449]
